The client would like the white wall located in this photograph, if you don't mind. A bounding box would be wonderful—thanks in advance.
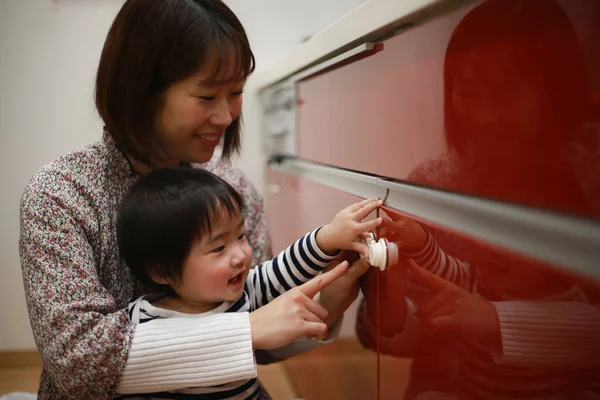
[0,0,365,350]
[0,0,125,350]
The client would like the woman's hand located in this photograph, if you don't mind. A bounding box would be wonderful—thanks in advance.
[316,198,383,257]
[407,260,501,347]
[250,260,349,350]
[317,253,372,329]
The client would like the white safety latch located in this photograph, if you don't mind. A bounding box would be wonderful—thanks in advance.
[361,232,399,272]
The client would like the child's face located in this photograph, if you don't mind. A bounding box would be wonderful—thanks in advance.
[170,212,252,311]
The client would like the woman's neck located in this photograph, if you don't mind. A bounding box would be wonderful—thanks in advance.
[126,155,180,175]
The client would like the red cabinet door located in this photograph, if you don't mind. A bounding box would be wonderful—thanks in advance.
[297,0,600,220]
[353,2,600,397]
[357,204,600,400]
[268,0,600,398]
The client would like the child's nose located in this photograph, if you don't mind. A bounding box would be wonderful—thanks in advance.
[231,245,249,265]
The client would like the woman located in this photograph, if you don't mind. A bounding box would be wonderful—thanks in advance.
[19,1,365,398]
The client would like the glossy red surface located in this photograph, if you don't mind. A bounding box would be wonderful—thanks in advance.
[269,0,600,398]
[358,206,600,399]
[298,0,600,219]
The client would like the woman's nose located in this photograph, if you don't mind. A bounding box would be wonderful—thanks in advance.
[209,98,233,127]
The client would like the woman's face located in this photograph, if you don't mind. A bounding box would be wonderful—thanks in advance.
[154,65,245,165]
[451,46,544,162]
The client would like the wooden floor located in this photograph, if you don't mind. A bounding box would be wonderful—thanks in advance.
[0,359,297,398]
[0,366,42,395]
[0,340,411,399]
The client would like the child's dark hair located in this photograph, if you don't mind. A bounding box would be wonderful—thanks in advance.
[117,167,246,292]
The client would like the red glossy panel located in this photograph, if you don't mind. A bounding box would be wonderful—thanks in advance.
[356,204,600,399]
[265,167,364,253]
[265,167,301,253]
[298,0,600,219]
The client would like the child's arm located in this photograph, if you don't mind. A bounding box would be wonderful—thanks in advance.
[246,198,382,309]
[246,228,337,310]
[404,228,475,290]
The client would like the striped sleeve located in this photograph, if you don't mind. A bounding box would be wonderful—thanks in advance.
[492,301,600,369]
[401,228,475,291]
[245,227,339,309]
[127,298,161,324]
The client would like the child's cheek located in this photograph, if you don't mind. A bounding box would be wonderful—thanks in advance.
[208,266,234,287]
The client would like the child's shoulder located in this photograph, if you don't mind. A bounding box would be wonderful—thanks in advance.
[127,294,165,324]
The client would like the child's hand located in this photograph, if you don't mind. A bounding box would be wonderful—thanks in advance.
[250,260,349,350]
[407,259,501,347]
[316,197,383,258]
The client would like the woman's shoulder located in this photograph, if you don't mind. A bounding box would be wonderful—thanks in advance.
[21,140,111,209]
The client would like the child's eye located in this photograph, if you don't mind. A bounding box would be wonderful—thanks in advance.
[212,245,225,253]
[238,233,246,241]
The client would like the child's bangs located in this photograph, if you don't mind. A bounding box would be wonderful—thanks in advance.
[196,189,247,239]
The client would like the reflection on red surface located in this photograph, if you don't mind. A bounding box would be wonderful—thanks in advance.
[298,0,600,219]
[409,0,599,219]
[353,0,600,399]
[358,207,600,399]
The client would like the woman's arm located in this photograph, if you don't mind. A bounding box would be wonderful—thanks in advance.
[20,188,256,398]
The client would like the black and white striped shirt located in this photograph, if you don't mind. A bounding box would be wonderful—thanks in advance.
[121,228,338,400]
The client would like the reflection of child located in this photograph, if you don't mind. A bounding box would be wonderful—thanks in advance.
[370,217,600,400]
[116,167,382,399]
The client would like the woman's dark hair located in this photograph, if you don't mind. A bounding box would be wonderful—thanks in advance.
[96,0,255,165]
[443,0,587,156]
[117,167,246,292]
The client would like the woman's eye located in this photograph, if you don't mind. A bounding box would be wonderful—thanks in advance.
[231,91,244,96]
[198,96,216,101]
[212,245,225,253]
[238,233,246,241]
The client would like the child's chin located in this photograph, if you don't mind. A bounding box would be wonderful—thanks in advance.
[226,287,245,299]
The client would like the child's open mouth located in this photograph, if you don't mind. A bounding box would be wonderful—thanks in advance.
[228,274,243,286]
